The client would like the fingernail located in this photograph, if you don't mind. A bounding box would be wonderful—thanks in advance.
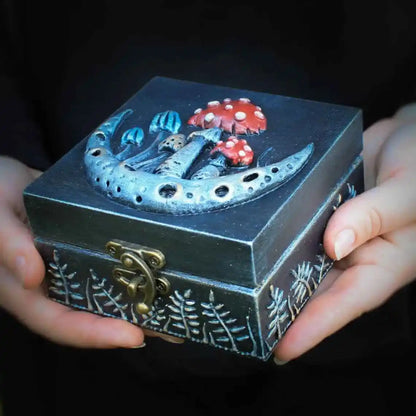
[159,334,185,344]
[15,255,26,283]
[130,342,146,349]
[334,229,356,260]
[273,357,289,366]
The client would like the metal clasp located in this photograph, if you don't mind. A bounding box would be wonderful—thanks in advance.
[106,239,170,315]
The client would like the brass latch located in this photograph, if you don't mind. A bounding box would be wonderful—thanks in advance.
[105,239,170,315]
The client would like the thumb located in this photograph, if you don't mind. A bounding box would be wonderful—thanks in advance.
[324,176,416,260]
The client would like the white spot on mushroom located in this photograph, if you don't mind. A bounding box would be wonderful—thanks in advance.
[223,98,232,103]
[234,111,247,121]
[217,140,223,145]
[256,106,262,111]
[254,111,265,119]
[224,104,233,110]
[239,98,251,103]
[243,145,252,152]
[204,112,215,123]
[238,150,246,157]
[194,108,202,114]
[208,100,220,107]
[225,141,235,148]
[231,137,239,143]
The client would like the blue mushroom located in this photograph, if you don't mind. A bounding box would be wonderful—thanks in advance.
[149,110,181,135]
[121,127,144,146]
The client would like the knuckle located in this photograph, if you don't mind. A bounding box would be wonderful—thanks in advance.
[366,205,383,238]
[364,117,396,143]
[394,102,416,121]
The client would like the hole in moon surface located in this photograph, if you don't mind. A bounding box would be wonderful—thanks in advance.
[136,195,142,203]
[95,132,106,141]
[106,180,110,187]
[264,175,271,182]
[215,185,229,198]
[159,184,177,198]
[95,177,100,182]
[287,163,293,170]
[116,186,121,193]
[243,173,259,182]
[91,149,101,157]
[271,167,279,173]
[186,192,193,199]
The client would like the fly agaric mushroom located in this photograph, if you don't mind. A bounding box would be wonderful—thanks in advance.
[187,98,267,134]
[191,136,254,180]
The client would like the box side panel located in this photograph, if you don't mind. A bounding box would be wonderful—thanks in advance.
[24,194,255,286]
[255,159,364,357]
[38,240,265,359]
[253,112,362,285]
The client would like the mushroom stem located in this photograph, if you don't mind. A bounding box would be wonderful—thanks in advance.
[116,144,136,161]
[122,132,167,165]
[191,154,227,180]
[191,135,254,180]
[154,128,222,178]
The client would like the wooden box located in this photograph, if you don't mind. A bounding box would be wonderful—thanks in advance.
[24,77,363,360]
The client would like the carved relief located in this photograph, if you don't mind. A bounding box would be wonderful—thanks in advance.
[84,101,314,215]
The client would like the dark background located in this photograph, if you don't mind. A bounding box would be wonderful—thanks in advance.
[0,1,415,415]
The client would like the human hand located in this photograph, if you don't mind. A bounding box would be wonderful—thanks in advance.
[274,103,416,363]
[0,157,150,348]
[0,156,185,348]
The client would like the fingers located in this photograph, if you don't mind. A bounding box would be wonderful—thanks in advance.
[0,157,36,206]
[0,266,145,348]
[0,265,183,348]
[362,117,399,189]
[275,226,416,362]
[274,105,416,363]
[394,102,416,122]
[0,158,182,348]
[274,263,396,362]
[342,223,416,286]
[325,176,416,260]
[362,108,416,189]
[143,329,185,344]
[375,122,416,183]
[0,199,45,288]
[274,264,388,362]
[326,120,416,261]
[28,167,43,179]
[0,158,44,287]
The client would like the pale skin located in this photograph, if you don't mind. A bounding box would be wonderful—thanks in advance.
[0,103,415,360]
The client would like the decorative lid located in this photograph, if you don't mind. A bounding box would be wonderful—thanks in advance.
[24,77,362,287]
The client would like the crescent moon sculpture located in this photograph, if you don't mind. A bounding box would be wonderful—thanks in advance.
[84,109,314,215]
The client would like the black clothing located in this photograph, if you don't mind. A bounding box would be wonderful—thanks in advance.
[1,2,415,415]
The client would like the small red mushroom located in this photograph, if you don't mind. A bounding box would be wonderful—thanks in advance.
[191,136,254,180]
[187,98,267,134]
[211,136,254,165]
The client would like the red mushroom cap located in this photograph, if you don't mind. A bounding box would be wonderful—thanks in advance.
[188,98,267,134]
[210,136,254,166]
